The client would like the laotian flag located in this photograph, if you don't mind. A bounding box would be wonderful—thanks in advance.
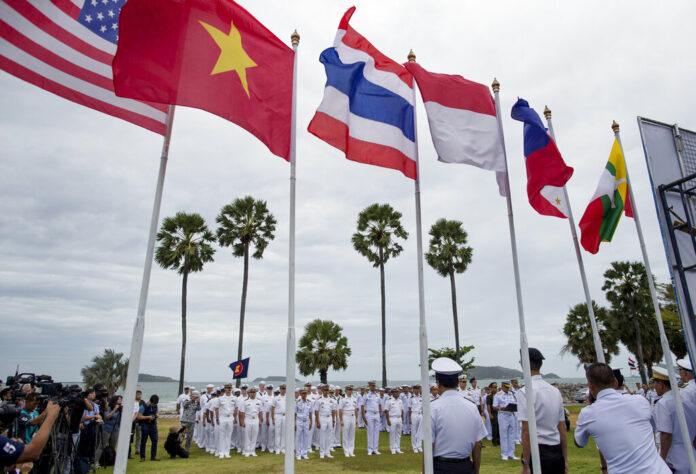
[307,7,417,179]
[229,357,249,379]
[511,99,574,218]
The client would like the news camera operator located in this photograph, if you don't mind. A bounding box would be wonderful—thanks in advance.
[0,401,60,469]
[74,387,103,471]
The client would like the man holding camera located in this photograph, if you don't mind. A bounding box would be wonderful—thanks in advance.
[137,394,160,462]
[0,401,60,470]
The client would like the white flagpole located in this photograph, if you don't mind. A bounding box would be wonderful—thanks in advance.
[407,50,433,474]
[114,104,176,474]
[492,79,541,474]
[283,29,299,474]
[544,107,606,363]
[613,121,696,473]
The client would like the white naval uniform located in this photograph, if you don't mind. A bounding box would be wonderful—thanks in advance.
[256,392,267,450]
[332,396,341,448]
[357,393,366,428]
[511,387,521,443]
[216,394,236,457]
[315,396,335,457]
[493,390,517,459]
[384,397,403,453]
[399,392,410,435]
[654,388,696,474]
[263,393,275,453]
[409,394,423,452]
[176,392,189,422]
[309,392,319,450]
[196,392,211,447]
[482,392,493,440]
[575,388,671,474]
[361,391,382,454]
[430,390,487,460]
[295,399,313,458]
[233,394,248,451]
[272,394,286,453]
[242,397,263,456]
[339,395,358,455]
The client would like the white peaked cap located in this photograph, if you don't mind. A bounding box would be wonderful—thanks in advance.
[431,357,463,375]
[677,358,693,371]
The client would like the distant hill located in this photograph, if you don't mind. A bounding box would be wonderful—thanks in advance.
[468,366,561,380]
[138,374,176,382]
[253,376,303,383]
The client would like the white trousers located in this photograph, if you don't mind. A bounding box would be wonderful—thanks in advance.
[274,415,286,452]
[365,412,381,453]
[411,413,422,451]
[514,412,521,442]
[333,416,341,447]
[217,417,234,455]
[258,419,267,449]
[267,418,275,452]
[342,416,356,454]
[389,418,402,451]
[244,418,259,455]
[498,412,515,458]
[206,422,215,451]
[295,419,309,457]
[318,416,333,456]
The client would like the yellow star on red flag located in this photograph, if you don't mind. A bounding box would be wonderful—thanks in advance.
[200,19,257,97]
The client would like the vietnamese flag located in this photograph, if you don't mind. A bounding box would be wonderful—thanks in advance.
[113,0,293,160]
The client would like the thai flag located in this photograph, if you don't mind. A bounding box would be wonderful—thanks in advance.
[308,7,417,179]
[511,99,574,218]
[628,358,636,371]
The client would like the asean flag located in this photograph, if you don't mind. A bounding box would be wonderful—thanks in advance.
[511,99,574,218]
[229,357,249,379]
[112,0,293,160]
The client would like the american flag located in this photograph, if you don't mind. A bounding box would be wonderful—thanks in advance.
[0,0,168,134]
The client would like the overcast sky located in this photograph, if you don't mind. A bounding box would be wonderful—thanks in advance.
[1,1,694,384]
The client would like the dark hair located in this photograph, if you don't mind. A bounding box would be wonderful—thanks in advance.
[0,388,11,399]
[436,375,457,389]
[585,363,615,390]
[136,390,142,395]
[110,395,122,406]
[84,388,95,397]
[488,382,497,388]
[149,394,159,404]
[25,393,38,402]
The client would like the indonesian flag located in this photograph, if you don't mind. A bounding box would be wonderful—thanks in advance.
[403,62,507,195]
[579,138,633,254]
[511,99,574,217]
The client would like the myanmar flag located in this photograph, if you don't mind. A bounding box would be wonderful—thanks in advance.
[579,139,633,254]
[113,0,293,160]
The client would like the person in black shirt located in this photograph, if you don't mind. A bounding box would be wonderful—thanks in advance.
[487,383,500,446]
[137,395,160,462]
[164,425,189,459]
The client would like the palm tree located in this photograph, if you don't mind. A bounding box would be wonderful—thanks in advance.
[425,219,473,361]
[155,212,216,395]
[217,197,276,387]
[296,319,351,384]
[352,203,408,388]
[81,349,129,397]
[561,301,619,365]
[602,261,653,385]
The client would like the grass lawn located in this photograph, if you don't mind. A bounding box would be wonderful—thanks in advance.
[105,412,601,473]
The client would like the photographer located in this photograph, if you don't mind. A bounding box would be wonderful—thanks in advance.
[16,393,47,444]
[75,388,102,471]
[0,402,60,469]
[137,395,160,462]
[102,395,122,450]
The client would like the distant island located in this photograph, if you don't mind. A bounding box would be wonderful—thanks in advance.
[138,373,176,382]
[468,366,561,380]
[253,376,303,383]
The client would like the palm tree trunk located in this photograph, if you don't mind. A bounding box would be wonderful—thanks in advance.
[236,242,250,388]
[630,296,647,386]
[379,248,387,388]
[178,270,188,396]
[449,269,461,362]
[320,369,327,385]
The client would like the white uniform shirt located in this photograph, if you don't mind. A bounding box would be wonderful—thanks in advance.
[243,397,263,418]
[655,388,696,473]
[385,398,403,419]
[315,396,334,418]
[430,390,487,458]
[272,394,286,415]
[468,387,482,406]
[493,391,516,412]
[575,388,671,474]
[516,375,564,445]
[361,392,382,413]
[339,395,358,417]
[217,394,236,417]
[410,394,422,415]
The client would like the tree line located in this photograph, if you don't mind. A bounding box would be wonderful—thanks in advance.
[562,260,687,385]
[152,199,474,391]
